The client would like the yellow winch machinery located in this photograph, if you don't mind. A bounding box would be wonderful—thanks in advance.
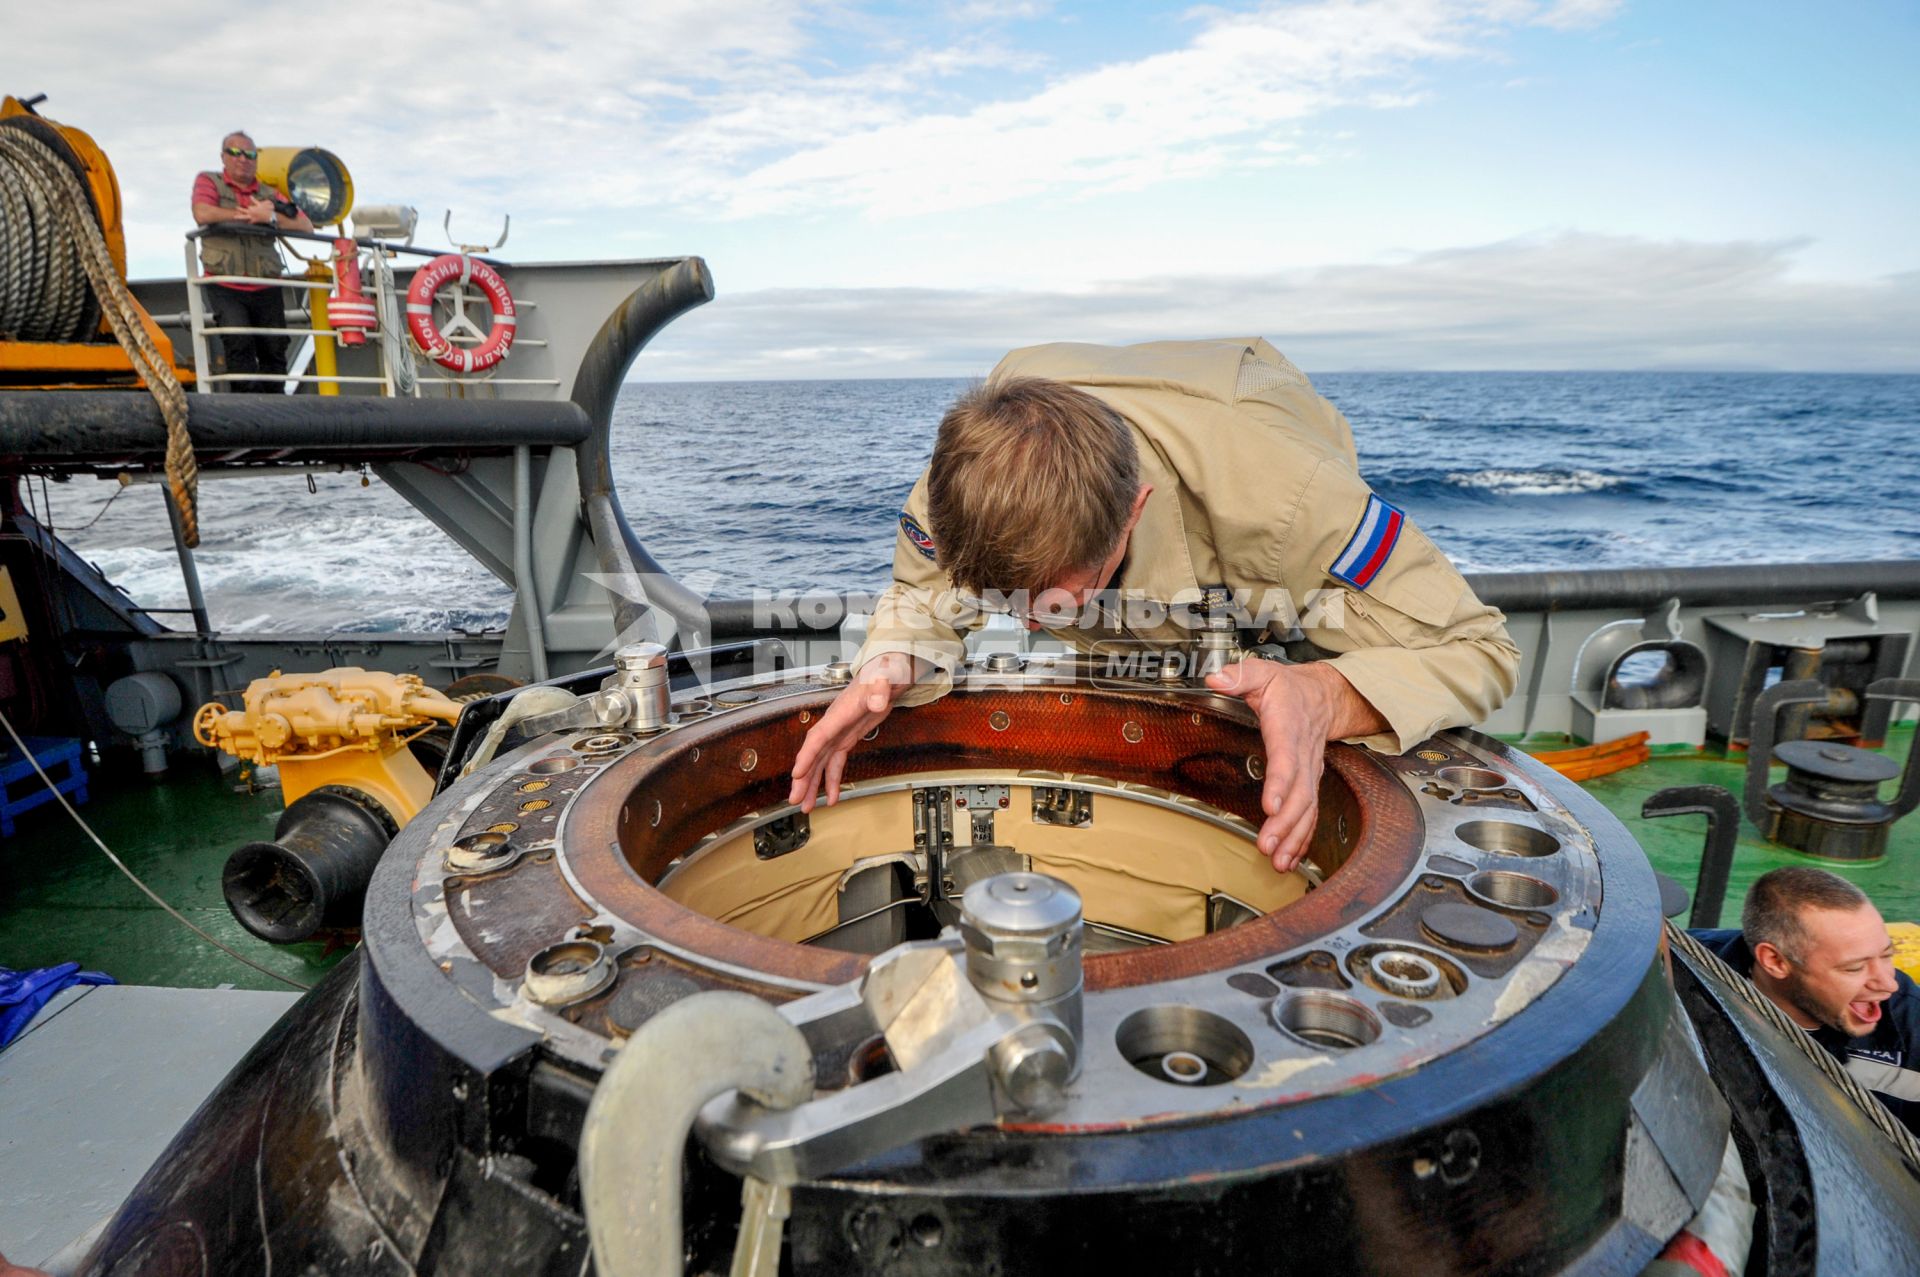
[195,666,460,823]
[195,668,462,943]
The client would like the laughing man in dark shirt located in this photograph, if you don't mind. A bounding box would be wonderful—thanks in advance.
[1694,865,1920,1136]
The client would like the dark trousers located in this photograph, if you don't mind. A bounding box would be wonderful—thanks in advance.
[208,285,290,393]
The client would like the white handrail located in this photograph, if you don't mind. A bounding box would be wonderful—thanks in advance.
[416,377,562,386]
[190,273,332,291]
[182,231,550,399]
[204,373,390,386]
[200,326,329,338]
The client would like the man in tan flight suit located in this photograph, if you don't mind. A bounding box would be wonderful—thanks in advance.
[788,339,1519,872]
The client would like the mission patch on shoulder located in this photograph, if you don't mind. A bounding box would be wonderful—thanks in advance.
[900,512,937,560]
[1329,493,1404,590]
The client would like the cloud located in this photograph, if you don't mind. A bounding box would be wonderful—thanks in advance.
[15,0,816,269]
[944,0,1052,19]
[636,233,1920,378]
[704,0,1501,218]
[15,0,1619,273]
[1528,0,1625,30]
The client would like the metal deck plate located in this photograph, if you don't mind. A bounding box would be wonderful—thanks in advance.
[0,983,299,1269]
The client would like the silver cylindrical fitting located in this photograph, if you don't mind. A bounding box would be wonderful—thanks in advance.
[614,641,667,674]
[592,689,634,728]
[524,938,615,1007]
[960,872,1083,1054]
[1368,949,1444,1000]
[964,873,1084,1112]
[1192,610,1240,679]
[989,1020,1075,1116]
[609,642,671,731]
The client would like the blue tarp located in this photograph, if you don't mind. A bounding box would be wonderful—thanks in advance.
[0,964,115,1049]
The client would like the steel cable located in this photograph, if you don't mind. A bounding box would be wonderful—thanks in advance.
[0,128,200,544]
[66,479,127,532]
[1667,921,1920,1173]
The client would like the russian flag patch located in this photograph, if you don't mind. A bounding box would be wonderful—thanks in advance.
[900,512,937,560]
[1329,494,1405,590]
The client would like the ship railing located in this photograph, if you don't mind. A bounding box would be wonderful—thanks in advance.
[181,227,561,397]
[182,243,399,396]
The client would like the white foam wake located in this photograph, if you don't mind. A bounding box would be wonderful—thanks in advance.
[1444,469,1624,496]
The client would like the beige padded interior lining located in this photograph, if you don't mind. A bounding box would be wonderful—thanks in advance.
[659,783,1309,944]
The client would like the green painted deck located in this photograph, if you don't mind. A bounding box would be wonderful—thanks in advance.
[0,761,347,992]
[1556,722,1919,929]
[0,728,1913,992]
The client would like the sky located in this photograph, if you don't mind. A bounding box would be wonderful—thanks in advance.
[8,0,1919,379]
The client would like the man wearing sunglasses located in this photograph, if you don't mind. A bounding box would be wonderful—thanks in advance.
[190,131,312,392]
[788,340,1519,875]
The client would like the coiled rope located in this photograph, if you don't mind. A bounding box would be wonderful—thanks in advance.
[0,126,200,544]
[0,128,89,343]
[1667,921,1920,1174]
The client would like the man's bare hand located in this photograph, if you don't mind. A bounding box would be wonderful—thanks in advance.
[242,198,275,224]
[788,652,918,811]
[1204,660,1385,873]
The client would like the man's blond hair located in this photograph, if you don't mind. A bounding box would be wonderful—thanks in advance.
[926,377,1138,594]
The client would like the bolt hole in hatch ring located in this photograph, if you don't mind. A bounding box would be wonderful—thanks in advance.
[405,253,516,373]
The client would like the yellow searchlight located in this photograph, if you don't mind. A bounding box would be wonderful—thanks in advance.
[256,146,353,226]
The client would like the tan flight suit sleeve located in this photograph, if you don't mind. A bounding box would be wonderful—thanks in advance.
[852,474,984,708]
[1277,459,1520,755]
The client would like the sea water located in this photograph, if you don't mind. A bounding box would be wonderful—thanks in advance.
[35,373,1920,633]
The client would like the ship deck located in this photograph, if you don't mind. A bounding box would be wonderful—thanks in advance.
[0,727,1915,993]
[0,763,348,993]
[1541,724,1920,932]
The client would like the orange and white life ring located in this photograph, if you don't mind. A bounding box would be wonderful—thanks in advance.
[405,254,516,373]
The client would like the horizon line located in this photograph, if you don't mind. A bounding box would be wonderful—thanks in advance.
[627,367,1920,385]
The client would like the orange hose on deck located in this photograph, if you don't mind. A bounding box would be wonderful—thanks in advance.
[1527,731,1651,781]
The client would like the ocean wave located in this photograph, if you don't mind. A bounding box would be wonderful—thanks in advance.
[1443,469,1626,497]
[334,605,513,633]
[41,375,1920,635]
[79,531,512,635]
